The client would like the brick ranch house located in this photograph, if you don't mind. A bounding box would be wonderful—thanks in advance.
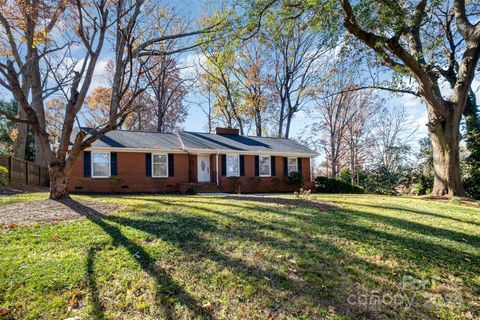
[68,127,316,193]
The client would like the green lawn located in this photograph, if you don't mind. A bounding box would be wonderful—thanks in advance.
[1,193,479,319]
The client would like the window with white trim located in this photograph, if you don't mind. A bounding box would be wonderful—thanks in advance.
[259,155,271,177]
[92,152,110,178]
[226,154,240,177]
[288,157,298,174]
[152,154,168,177]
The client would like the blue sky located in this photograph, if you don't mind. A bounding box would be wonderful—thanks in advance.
[0,0,435,156]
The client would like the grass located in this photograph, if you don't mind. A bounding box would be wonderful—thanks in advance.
[0,193,479,319]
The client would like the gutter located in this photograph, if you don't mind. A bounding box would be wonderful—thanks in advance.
[216,149,220,187]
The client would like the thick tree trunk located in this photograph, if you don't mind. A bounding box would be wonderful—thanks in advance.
[429,110,465,197]
[35,136,49,167]
[49,163,70,200]
[13,122,27,160]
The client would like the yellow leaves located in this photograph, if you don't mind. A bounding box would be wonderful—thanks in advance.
[86,86,112,111]
[20,27,51,48]
[9,128,18,143]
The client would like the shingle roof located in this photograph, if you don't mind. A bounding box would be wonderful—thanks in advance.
[73,128,183,149]
[177,131,316,156]
[73,128,316,156]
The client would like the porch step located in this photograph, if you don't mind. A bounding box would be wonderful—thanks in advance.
[195,182,217,193]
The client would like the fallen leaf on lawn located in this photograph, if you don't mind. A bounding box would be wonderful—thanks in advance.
[7,224,18,229]
[201,302,214,310]
[160,264,174,271]
[51,235,59,242]
[51,221,60,225]
[0,308,11,316]
[68,290,82,309]
[288,267,298,274]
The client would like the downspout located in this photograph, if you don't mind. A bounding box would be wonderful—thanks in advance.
[216,149,220,187]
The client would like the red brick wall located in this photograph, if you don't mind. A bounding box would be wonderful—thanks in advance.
[68,151,312,193]
[217,155,312,193]
[68,151,189,193]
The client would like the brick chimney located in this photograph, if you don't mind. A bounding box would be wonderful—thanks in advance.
[215,127,239,135]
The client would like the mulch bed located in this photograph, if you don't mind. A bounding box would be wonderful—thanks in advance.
[0,199,122,226]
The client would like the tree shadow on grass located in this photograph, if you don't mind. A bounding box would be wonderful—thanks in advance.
[333,200,480,227]
[86,247,105,320]
[65,198,375,318]
[65,196,480,319]
[62,201,213,320]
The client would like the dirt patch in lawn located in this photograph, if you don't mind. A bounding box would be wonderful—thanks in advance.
[0,199,122,225]
[223,195,337,211]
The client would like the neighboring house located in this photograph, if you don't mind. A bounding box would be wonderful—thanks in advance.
[68,127,316,193]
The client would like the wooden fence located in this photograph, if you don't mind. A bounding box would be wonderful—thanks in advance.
[0,155,49,187]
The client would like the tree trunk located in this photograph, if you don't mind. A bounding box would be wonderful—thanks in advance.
[13,122,27,160]
[429,109,465,197]
[350,144,355,185]
[285,112,292,139]
[255,109,262,136]
[49,163,70,200]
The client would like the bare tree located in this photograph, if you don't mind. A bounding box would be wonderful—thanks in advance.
[268,18,329,138]
[0,0,222,199]
[373,106,417,172]
[343,90,381,185]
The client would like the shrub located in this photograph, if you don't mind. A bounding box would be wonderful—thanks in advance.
[0,166,9,186]
[285,171,304,189]
[464,172,480,199]
[271,177,281,192]
[108,176,122,191]
[248,176,262,192]
[314,176,364,194]
[339,168,352,184]
[361,166,402,195]
[227,176,242,194]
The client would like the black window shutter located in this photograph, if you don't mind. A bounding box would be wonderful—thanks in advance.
[297,158,302,173]
[168,154,174,177]
[221,155,226,176]
[110,152,118,176]
[145,153,152,177]
[83,151,91,177]
[240,155,245,176]
[254,155,259,176]
[271,156,276,176]
[284,157,288,176]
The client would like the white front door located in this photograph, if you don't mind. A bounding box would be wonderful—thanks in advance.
[197,155,211,182]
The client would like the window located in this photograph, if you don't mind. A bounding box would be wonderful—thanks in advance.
[226,154,240,177]
[92,152,110,178]
[152,154,168,177]
[288,157,298,174]
[259,156,271,177]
